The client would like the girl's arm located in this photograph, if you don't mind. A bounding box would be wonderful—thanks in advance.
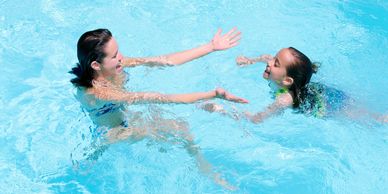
[343,106,388,124]
[122,28,241,67]
[200,93,293,123]
[90,86,248,104]
[244,93,293,123]
[236,54,273,66]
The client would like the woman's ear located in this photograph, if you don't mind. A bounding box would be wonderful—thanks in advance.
[282,76,294,87]
[91,61,101,71]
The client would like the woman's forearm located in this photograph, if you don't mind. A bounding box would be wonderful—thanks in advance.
[120,90,216,104]
[122,43,214,68]
[123,28,241,68]
[163,42,214,65]
[164,90,216,103]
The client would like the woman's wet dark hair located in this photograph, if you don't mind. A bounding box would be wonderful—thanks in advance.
[69,29,112,88]
[286,47,320,108]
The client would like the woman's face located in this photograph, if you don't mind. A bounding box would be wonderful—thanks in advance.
[263,48,295,87]
[99,37,124,78]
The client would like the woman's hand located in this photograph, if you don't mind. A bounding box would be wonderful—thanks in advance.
[215,88,248,103]
[210,28,241,51]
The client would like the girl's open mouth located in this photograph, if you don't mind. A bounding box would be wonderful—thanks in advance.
[116,64,123,72]
[263,68,270,78]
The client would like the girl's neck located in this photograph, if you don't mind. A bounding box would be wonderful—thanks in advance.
[268,80,287,92]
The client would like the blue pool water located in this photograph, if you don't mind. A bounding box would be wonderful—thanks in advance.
[1,1,388,193]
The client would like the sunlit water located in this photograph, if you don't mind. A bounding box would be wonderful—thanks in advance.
[1,0,387,193]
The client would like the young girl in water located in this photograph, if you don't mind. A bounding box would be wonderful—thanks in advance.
[203,47,387,123]
[69,28,246,189]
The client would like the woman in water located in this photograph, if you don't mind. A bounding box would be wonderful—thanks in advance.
[69,28,246,189]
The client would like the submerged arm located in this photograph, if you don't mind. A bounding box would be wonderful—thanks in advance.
[200,93,292,123]
[245,93,293,123]
[343,106,388,124]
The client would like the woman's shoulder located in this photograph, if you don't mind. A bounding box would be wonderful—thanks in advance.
[75,86,109,109]
[76,86,98,99]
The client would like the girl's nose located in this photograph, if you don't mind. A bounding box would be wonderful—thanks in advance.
[118,52,123,62]
[268,58,275,67]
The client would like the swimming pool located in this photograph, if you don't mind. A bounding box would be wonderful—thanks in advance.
[1,0,387,193]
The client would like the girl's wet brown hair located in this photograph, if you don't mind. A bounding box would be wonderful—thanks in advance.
[286,47,320,107]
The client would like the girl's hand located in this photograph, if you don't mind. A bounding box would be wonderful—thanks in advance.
[198,101,226,113]
[244,111,254,120]
[377,115,388,123]
[236,56,254,66]
[259,54,273,62]
[244,111,262,123]
[215,88,249,103]
[211,28,241,51]
[236,54,273,66]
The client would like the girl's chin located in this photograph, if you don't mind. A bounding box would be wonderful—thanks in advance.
[263,72,269,79]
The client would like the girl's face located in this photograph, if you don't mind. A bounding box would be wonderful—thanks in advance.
[97,37,124,78]
[263,48,295,87]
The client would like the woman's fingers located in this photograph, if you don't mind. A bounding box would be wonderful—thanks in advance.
[223,27,237,38]
[214,28,222,38]
[229,41,240,48]
[229,30,241,40]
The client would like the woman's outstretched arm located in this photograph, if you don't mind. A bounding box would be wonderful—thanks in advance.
[122,28,241,67]
[90,86,248,105]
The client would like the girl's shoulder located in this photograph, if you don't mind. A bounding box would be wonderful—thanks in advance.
[275,91,293,107]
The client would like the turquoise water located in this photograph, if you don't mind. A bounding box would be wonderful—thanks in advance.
[1,0,387,193]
